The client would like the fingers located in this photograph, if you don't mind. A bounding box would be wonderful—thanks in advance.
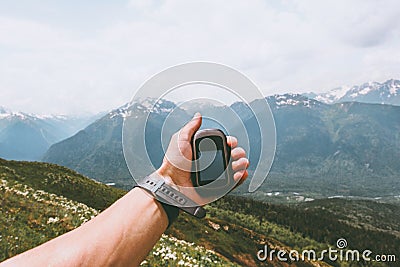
[227,136,237,148]
[231,147,246,161]
[231,147,249,187]
[179,113,202,141]
[232,157,249,171]
[234,170,248,185]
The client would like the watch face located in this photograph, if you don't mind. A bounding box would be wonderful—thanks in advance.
[192,130,231,188]
[197,145,227,186]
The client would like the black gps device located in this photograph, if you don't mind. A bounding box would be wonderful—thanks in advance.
[191,129,232,188]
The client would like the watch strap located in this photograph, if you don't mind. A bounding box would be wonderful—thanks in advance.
[159,202,179,228]
[138,175,206,219]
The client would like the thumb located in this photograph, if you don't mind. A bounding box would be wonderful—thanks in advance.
[180,112,202,141]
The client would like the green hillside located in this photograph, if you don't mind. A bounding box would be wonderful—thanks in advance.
[0,158,125,210]
[0,159,235,266]
[1,177,99,259]
[1,159,398,266]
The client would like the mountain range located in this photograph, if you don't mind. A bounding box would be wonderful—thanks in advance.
[304,79,400,105]
[43,93,400,199]
[0,107,101,161]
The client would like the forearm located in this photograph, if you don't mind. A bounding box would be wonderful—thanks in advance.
[2,187,168,267]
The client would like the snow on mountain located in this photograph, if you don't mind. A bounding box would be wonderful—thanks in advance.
[109,102,132,119]
[267,93,324,109]
[313,85,351,104]
[108,98,177,119]
[0,107,100,161]
[306,79,400,106]
[345,81,382,98]
[0,107,30,120]
[341,79,400,104]
[0,107,70,121]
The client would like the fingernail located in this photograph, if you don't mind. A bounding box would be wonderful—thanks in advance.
[193,112,201,118]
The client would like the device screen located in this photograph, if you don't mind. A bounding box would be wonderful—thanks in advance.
[196,137,227,184]
[198,150,225,181]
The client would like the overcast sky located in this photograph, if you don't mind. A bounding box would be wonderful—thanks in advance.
[1,0,399,114]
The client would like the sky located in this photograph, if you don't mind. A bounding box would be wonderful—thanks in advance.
[0,0,399,115]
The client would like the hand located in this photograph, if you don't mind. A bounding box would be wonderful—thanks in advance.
[157,113,249,192]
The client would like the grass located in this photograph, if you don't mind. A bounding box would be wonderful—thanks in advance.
[0,159,236,265]
[1,158,397,266]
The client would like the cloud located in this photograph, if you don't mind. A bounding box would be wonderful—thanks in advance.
[292,0,400,47]
[0,0,399,114]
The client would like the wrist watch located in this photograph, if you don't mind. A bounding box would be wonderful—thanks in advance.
[137,174,206,227]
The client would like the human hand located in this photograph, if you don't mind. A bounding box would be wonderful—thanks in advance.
[157,113,249,192]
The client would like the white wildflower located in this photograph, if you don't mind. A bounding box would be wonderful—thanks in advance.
[47,217,59,224]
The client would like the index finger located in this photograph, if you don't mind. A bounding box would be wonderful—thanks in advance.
[227,136,238,148]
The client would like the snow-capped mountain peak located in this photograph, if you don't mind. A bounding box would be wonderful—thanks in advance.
[0,106,100,161]
[314,85,350,104]
[267,93,322,108]
[346,81,381,98]
[108,98,177,119]
[109,102,132,119]
[131,97,176,113]
[385,79,400,95]
[305,79,400,106]
[0,108,31,120]
[0,106,71,121]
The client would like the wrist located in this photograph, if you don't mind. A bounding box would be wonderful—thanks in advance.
[136,174,206,222]
[155,169,207,206]
[155,168,175,187]
[156,164,192,188]
[130,187,169,228]
[137,173,180,227]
